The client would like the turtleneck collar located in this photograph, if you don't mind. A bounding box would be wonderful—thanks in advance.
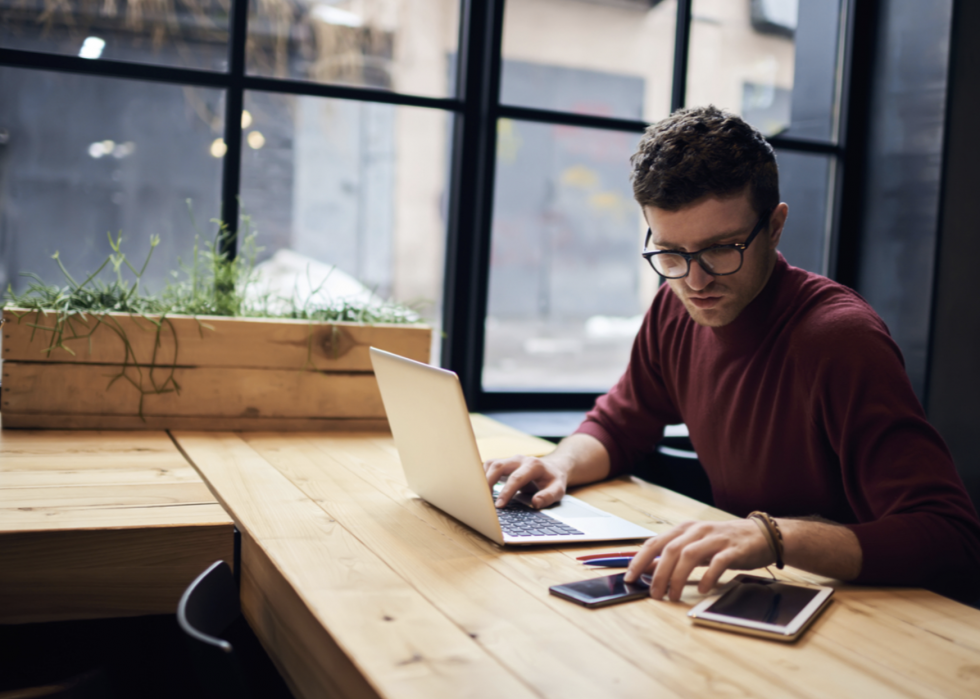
[708,252,790,348]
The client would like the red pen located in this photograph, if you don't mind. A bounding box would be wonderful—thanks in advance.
[575,552,638,561]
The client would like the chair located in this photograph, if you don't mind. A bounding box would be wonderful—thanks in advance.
[177,561,252,699]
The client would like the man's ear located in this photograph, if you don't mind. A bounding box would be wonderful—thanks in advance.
[768,202,789,249]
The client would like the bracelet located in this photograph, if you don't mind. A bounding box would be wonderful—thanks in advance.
[748,515,778,561]
[748,511,785,569]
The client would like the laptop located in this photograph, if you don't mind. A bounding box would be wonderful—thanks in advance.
[369,347,657,546]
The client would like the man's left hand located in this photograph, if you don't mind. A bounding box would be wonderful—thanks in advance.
[623,519,774,601]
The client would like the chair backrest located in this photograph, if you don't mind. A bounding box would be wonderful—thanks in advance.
[177,560,250,699]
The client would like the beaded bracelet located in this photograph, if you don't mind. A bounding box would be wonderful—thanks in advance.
[748,511,785,569]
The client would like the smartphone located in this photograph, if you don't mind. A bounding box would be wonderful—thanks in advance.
[549,572,651,608]
[687,574,834,642]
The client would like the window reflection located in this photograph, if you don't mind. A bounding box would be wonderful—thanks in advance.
[246,0,459,98]
[687,0,842,142]
[239,93,449,361]
[0,68,222,294]
[0,0,230,71]
[501,0,676,122]
[484,121,650,391]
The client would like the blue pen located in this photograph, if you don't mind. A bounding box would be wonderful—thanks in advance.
[581,556,635,568]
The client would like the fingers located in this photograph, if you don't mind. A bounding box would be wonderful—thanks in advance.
[647,526,710,600]
[624,529,676,582]
[484,455,522,485]
[486,456,565,508]
[698,548,739,595]
[663,536,723,601]
[626,520,769,601]
[529,481,564,509]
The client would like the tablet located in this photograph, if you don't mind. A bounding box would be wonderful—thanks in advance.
[687,574,833,642]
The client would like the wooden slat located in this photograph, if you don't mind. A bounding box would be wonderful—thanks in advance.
[2,363,384,419]
[0,428,192,464]
[2,480,216,508]
[3,308,430,371]
[1,413,390,431]
[0,525,234,623]
[265,432,971,699]
[240,531,386,699]
[1,502,232,532]
[173,431,540,699]
[2,466,206,488]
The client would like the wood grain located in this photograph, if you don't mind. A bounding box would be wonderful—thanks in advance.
[174,430,539,699]
[240,432,682,699]
[1,413,390,432]
[0,429,234,622]
[0,525,234,623]
[2,363,384,419]
[2,308,430,371]
[240,530,384,699]
[235,430,980,699]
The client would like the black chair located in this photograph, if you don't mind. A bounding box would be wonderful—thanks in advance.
[634,435,714,506]
[177,561,252,699]
[178,561,294,699]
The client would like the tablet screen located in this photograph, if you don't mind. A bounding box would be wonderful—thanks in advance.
[706,577,820,626]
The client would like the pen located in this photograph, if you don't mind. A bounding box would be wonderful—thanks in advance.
[582,557,635,568]
[575,552,638,561]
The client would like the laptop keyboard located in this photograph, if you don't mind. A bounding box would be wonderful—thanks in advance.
[496,501,585,537]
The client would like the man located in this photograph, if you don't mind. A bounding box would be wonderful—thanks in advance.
[485,106,980,603]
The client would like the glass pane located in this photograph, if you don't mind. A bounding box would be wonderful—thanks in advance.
[240,93,449,362]
[0,0,229,71]
[0,67,222,295]
[775,149,831,275]
[687,0,843,141]
[483,121,650,391]
[247,0,459,98]
[500,0,676,122]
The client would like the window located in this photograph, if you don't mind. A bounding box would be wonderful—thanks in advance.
[1,0,857,411]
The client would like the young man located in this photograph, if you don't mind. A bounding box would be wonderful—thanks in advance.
[485,106,980,603]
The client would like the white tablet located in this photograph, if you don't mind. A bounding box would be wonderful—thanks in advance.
[687,574,834,642]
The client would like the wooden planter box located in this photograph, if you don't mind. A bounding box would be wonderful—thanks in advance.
[1,308,431,430]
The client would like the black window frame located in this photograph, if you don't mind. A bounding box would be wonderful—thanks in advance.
[0,0,872,413]
[444,0,867,412]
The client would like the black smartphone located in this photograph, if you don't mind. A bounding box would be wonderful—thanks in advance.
[549,572,651,608]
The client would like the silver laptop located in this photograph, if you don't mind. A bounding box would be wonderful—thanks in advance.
[370,347,657,546]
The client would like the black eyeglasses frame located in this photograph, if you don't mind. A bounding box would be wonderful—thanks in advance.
[641,209,773,279]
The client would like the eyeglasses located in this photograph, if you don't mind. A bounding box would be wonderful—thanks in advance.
[641,209,772,279]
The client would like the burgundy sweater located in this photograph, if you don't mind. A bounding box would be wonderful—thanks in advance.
[576,254,980,601]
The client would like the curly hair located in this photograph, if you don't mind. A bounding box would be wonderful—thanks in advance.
[630,105,779,215]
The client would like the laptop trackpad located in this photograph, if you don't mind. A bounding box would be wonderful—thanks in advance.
[508,489,609,518]
[546,497,610,519]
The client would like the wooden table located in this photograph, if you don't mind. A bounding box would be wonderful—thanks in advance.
[0,429,234,624]
[172,416,980,699]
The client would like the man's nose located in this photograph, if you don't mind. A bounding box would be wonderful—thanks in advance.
[685,260,715,291]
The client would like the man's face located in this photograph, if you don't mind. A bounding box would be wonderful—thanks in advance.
[643,191,787,328]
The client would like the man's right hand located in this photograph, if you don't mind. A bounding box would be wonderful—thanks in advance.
[484,455,569,509]
[483,433,612,509]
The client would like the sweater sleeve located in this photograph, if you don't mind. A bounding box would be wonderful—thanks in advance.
[806,306,980,601]
[575,289,684,477]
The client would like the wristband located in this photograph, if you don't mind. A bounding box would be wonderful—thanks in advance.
[748,511,785,569]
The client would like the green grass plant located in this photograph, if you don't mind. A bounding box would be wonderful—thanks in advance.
[2,211,421,419]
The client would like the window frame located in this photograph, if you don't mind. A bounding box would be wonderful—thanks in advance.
[0,0,870,412]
